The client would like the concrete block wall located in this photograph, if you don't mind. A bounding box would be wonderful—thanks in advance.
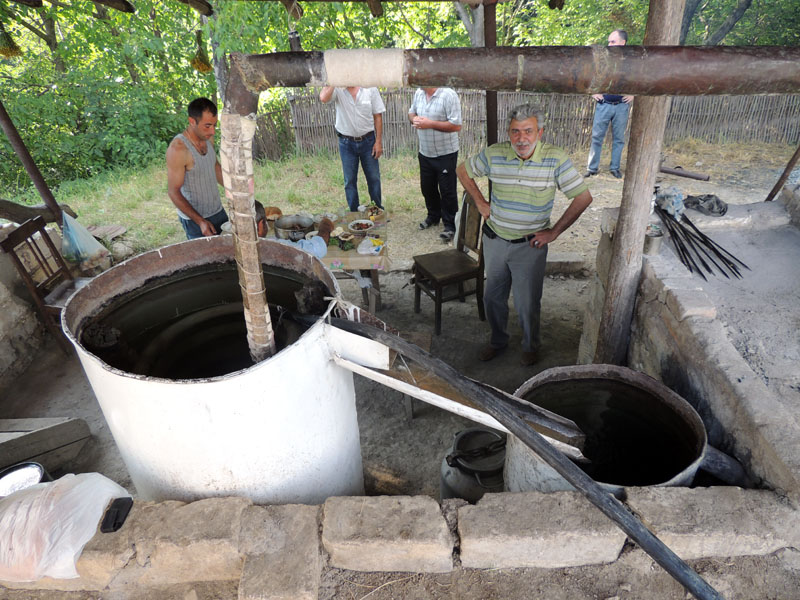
[578,203,800,498]
[2,488,798,598]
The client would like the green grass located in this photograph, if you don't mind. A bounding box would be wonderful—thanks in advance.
[10,139,790,255]
[8,150,424,254]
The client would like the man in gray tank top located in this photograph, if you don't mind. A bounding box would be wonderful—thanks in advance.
[166,97,228,239]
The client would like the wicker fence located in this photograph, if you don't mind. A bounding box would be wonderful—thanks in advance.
[258,89,800,160]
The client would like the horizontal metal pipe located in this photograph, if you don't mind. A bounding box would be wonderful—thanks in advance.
[230,46,800,97]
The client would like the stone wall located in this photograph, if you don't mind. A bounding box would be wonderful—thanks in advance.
[1,488,797,598]
[578,200,800,498]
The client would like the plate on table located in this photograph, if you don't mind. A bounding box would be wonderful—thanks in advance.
[348,219,375,234]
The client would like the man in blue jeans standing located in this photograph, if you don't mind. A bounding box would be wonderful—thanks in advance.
[586,29,633,180]
[320,86,385,211]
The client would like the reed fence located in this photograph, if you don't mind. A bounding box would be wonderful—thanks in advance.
[260,89,800,160]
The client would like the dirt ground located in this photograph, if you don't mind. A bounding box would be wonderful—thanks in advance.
[3,148,798,599]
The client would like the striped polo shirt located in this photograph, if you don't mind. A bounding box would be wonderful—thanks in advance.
[408,88,461,158]
[465,141,588,240]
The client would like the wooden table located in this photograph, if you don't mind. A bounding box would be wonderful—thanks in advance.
[309,211,390,312]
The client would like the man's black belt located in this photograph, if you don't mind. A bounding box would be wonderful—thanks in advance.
[598,100,622,105]
[482,222,534,244]
[336,130,374,142]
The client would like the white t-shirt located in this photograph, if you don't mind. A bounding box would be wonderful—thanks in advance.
[331,87,385,137]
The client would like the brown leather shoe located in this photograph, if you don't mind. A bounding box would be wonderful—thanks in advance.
[479,345,506,362]
[520,351,539,366]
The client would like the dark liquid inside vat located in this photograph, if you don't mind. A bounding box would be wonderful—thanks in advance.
[79,264,320,380]
[522,379,703,486]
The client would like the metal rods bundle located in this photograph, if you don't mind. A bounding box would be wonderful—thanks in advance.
[655,206,750,280]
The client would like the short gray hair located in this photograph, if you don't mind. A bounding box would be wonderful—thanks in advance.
[508,104,546,129]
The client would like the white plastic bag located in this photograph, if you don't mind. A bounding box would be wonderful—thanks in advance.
[61,212,110,268]
[0,473,130,582]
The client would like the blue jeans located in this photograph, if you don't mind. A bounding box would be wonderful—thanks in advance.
[180,208,228,240]
[338,132,382,211]
[587,102,630,173]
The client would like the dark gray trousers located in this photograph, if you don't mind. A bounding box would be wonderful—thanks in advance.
[482,234,548,352]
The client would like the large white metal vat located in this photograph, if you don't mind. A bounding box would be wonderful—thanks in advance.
[62,236,364,504]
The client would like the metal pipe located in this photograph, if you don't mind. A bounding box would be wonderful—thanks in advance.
[229,46,800,96]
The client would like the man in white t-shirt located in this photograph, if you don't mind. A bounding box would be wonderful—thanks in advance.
[320,86,385,212]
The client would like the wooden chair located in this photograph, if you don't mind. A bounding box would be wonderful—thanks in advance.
[413,192,486,335]
[0,216,90,353]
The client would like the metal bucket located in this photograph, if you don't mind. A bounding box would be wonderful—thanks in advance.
[62,236,364,504]
[505,365,708,497]
[440,428,505,503]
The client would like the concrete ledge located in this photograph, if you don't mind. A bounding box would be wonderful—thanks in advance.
[458,491,626,568]
[322,495,452,572]
[238,504,321,600]
[627,487,800,560]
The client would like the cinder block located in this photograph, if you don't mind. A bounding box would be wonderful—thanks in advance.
[322,496,452,573]
[238,504,321,600]
[458,491,626,568]
[116,497,251,586]
[627,487,800,559]
[664,287,716,321]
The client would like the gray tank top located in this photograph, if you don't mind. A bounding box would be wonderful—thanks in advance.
[175,133,223,219]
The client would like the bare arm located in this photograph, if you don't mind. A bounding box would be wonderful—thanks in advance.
[372,112,383,159]
[166,139,217,236]
[215,159,224,186]
[319,86,335,103]
[457,162,491,219]
[529,189,593,248]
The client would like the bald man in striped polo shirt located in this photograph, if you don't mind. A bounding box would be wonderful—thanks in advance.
[456,103,593,366]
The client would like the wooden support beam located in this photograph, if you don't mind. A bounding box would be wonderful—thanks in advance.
[92,0,135,13]
[0,199,77,224]
[593,0,687,365]
[765,141,800,202]
[173,0,214,17]
[229,46,800,96]
[0,418,91,473]
[0,99,63,227]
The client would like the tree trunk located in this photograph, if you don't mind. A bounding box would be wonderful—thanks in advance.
[679,0,703,44]
[454,2,484,47]
[593,0,687,365]
[204,13,229,106]
[705,0,754,46]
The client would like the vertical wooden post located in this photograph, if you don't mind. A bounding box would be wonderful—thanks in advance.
[484,2,497,146]
[0,99,63,227]
[219,112,276,363]
[593,0,686,365]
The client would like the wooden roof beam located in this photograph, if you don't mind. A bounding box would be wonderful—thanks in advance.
[92,0,135,12]
[365,0,383,17]
[174,0,214,17]
[7,0,43,7]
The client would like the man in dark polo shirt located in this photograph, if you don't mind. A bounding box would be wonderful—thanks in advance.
[585,29,634,179]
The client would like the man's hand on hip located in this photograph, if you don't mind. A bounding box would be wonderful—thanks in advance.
[529,229,556,248]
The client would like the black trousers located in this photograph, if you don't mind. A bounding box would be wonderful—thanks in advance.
[419,151,459,231]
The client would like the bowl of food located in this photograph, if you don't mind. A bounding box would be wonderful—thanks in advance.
[363,205,384,219]
[348,219,375,235]
[274,215,314,242]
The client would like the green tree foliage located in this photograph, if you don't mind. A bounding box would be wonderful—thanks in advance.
[0,0,214,194]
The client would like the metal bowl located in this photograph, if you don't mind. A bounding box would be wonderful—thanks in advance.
[274,215,314,242]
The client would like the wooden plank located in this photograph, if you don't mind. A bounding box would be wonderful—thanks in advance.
[0,418,91,470]
[0,417,73,432]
